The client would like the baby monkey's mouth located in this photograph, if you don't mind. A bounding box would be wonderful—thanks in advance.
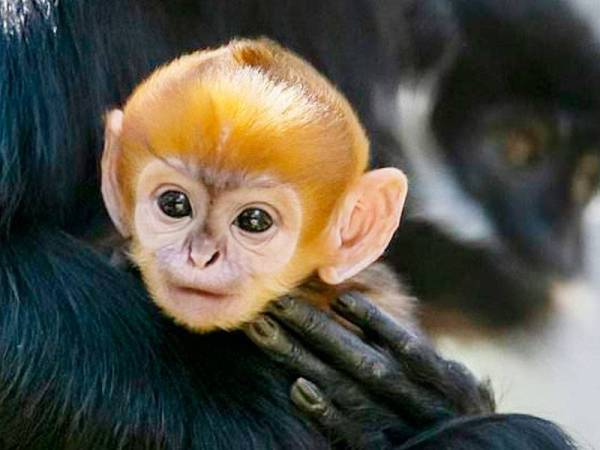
[169,283,233,301]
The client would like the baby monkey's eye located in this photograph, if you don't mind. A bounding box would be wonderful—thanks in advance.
[234,208,273,233]
[157,190,192,218]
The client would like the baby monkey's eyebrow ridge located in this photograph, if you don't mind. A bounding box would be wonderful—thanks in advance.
[162,156,285,192]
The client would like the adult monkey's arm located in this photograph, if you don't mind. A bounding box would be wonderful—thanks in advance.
[244,294,576,449]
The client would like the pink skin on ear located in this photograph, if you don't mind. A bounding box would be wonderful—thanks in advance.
[101,109,131,238]
[318,168,408,284]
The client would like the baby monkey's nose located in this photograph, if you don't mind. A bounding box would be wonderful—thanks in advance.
[189,239,220,268]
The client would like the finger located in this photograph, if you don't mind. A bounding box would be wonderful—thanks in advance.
[443,361,496,414]
[269,296,392,385]
[291,378,344,424]
[269,298,449,423]
[333,292,448,377]
[333,292,493,414]
[242,315,340,382]
[291,378,391,450]
[243,315,400,414]
[333,291,423,352]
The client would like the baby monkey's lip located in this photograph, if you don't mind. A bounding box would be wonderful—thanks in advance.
[170,283,232,300]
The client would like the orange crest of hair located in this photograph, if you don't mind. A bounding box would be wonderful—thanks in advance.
[117,38,369,241]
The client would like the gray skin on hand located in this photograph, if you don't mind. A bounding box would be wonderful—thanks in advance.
[243,292,495,448]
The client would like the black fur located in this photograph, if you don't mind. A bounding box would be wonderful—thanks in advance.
[400,414,577,450]
[0,0,169,234]
[0,1,578,448]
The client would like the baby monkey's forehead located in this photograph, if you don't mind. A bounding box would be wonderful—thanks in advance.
[162,157,283,192]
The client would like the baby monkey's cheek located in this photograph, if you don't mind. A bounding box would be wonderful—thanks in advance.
[242,230,299,275]
[134,214,191,253]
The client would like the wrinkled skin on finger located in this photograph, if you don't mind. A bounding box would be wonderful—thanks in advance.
[243,293,495,448]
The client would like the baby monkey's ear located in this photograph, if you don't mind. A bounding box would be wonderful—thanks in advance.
[101,109,131,238]
[318,168,407,285]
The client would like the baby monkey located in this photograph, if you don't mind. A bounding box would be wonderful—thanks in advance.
[102,39,411,332]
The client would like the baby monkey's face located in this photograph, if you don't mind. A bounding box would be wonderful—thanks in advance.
[132,158,303,331]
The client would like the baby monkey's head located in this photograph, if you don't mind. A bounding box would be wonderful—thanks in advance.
[102,39,407,332]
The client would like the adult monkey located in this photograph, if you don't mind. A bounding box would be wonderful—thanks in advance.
[390,0,600,330]
[0,1,575,449]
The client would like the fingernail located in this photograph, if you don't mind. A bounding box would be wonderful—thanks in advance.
[273,295,294,311]
[336,293,356,311]
[294,378,323,405]
[251,316,277,338]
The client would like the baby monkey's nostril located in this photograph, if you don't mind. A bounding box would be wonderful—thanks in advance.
[204,251,220,268]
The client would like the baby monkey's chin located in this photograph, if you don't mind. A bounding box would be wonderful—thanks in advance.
[151,281,271,333]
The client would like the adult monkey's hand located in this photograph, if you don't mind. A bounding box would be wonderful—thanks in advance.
[243,292,495,449]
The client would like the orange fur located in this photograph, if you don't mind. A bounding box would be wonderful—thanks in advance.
[293,262,416,328]
[118,39,368,248]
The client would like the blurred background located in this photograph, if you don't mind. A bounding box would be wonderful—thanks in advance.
[436,201,600,448]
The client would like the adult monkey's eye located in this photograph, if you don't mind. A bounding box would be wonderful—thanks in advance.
[157,190,192,218]
[502,122,550,167]
[234,208,273,233]
[486,113,557,169]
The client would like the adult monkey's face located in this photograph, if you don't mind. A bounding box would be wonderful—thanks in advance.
[390,0,600,328]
